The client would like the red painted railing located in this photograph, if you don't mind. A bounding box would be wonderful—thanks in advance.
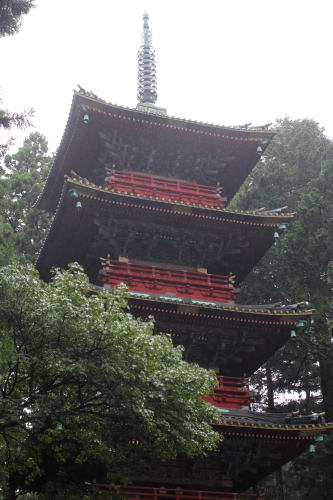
[103,171,226,208]
[96,485,261,500]
[203,376,252,410]
[98,261,237,304]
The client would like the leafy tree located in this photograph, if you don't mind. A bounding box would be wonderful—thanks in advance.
[231,118,333,498]
[0,98,35,159]
[0,214,14,265]
[0,106,34,130]
[0,131,52,262]
[0,264,220,500]
[0,0,35,37]
[0,1,36,157]
[231,117,333,417]
[231,117,332,213]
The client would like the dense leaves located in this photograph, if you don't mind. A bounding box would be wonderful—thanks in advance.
[0,215,14,266]
[0,0,35,37]
[0,98,35,160]
[231,118,333,415]
[231,118,333,498]
[0,132,52,263]
[0,106,34,131]
[0,264,220,499]
[1,0,36,159]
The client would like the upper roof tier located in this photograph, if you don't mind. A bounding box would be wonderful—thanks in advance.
[37,91,276,212]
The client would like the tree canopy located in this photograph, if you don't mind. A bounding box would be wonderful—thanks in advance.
[230,117,333,499]
[0,131,52,264]
[0,97,35,159]
[230,117,333,416]
[0,264,220,499]
[0,0,35,37]
[0,0,36,158]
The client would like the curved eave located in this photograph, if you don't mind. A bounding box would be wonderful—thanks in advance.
[37,92,277,212]
[71,92,277,137]
[126,294,312,324]
[36,179,293,285]
[216,420,333,491]
[65,177,294,225]
[138,420,331,492]
[215,419,333,434]
[71,92,277,138]
[127,295,311,376]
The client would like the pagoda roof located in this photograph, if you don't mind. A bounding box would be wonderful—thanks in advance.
[125,295,311,377]
[37,91,276,212]
[139,414,332,491]
[217,408,330,429]
[36,178,293,285]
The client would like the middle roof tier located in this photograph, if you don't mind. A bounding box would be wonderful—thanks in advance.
[36,176,293,284]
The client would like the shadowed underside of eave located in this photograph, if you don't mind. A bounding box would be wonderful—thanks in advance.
[134,420,332,492]
[36,180,293,286]
[129,296,311,377]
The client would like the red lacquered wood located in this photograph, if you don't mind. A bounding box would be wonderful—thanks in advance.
[202,376,252,409]
[95,485,261,500]
[98,261,237,304]
[104,171,226,208]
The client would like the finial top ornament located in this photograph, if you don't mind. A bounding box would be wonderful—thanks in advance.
[137,12,157,105]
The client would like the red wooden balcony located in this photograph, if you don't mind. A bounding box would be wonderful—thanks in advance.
[96,485,262,500]
[202,376,252,410]
[103,170,226,208]
[98,261,237,304]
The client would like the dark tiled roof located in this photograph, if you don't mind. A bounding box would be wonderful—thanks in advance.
[37,92,277,212]
[218,408,330,429]
[36,179,295,285]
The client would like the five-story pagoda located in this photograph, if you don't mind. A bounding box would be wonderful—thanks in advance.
[36,13,332,499]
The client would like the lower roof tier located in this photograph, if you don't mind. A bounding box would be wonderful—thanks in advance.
[136,413,332,492]
[36,178,293,285]
[125,295,310,377]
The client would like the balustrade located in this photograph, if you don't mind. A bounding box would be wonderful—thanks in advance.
[202,376,252,410]
[98,260,237,304]
[104,170,226,208]
[96,485,261,500]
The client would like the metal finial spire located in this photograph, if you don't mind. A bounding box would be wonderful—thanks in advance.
[137,12,158,104]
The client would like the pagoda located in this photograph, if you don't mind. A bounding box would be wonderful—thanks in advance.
[36,13,332,500]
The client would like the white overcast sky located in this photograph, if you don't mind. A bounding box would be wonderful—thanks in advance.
[1,0,332,155]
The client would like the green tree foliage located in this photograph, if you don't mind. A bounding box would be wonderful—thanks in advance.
[0,96,35,159]
[0,1,36,156]
[0,0,35,37]
[0,264,220,499]
[0,106,34,131]
[230,118,333,498]
[0,132,52,262]
[0,212,14,266]
[231,117,333,415]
